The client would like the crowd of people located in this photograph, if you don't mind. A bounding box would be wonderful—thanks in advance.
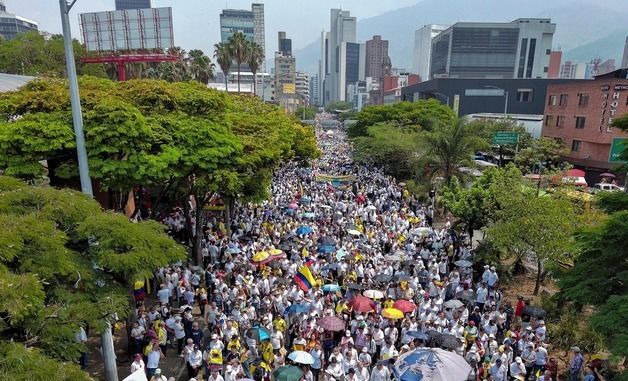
[127,124,590,381]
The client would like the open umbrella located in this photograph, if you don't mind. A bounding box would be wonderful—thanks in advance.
[385,254,402,262]
[438,334,462,350]
[454,260,472,268]
[226,247,242,254]
[303,212,316,219]
[363,289,385,299]
[393,300,417,313]
[349,295,376,313]
[288,203,298,209]
[273,365,304,381]
[296,226,314,235]
[394,274,412,282]
[456,290,476,302]
[347,283,365,291]
[382,307,405,320]
[410,227,431,237]
[269,249,284,256]
[318,245,335,254]
[347,229,361,236]
[300,196,312,204]
[321,263,340,271]
[600,172,616,178]
[285,303,311,315]
[443,299,464,309]
[288,350,314,365]
[374,274,392,284]
[319,236,335,245]
[522,305,547,318]
[246,325,271,342]
[405,331,430,341]
[566,168,585,177]
[366,205,377,211]
[251,251,270,263]
[393,347,471,381]
[317,316,345,331]
[322,284,341,293]
[336,248,347,260]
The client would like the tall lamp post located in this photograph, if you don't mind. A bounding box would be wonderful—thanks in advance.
[60,2,118,381]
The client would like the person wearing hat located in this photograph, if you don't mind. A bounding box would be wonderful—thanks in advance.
[370,361,391,381]
[149,368,168,381]
[521,343,537,379]
[510,357,526,381]
[570,346,584,381]
[490,358,507,381]
[326,357,344,381]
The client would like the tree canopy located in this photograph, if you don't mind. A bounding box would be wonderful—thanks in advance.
[0,177,186,380]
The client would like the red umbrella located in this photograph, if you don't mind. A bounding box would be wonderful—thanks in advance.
[317,316,345,332]
[393,299,417,313]
[565,168,585,177]
[349,295,376,313]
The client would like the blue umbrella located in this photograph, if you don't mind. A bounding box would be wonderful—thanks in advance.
[322,284,341,293]
[302,212,316,219]
[318,244,335,254]
[300,196,312,204]
[296,226,313,235]
[394,347,471,381]
[245,325,271,342]
[285,303,311,315]
[405,331,430,341]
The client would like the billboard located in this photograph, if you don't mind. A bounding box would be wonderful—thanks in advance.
[282,83,296,94]
[80,7,174,52]
[608,138,627,163]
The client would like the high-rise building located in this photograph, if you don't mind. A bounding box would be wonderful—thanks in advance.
[548,51,562,78]
[319,9,357,105]
[296,72,310,105]
[365,35,389,80]
[278,31,292,56]
[220,4,265,72]
[430,18,555,79]
[0,1,37,40]
[412,24,448,82]
[275,32,297,113]
[115,0,153,10]
[310,74,320,106]
[622,37,628,69]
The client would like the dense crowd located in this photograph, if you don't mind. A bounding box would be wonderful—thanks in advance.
[127,124,590,381]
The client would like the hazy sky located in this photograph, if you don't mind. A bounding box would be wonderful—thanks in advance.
[9,0,417,55]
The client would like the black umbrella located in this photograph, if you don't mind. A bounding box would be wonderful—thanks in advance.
[319,236,335,245]
[401,260,416,267]
[278,243,293,252]
[393,274,411,282]
[439,333,462,350]
[522,306,547,318]
[456,289,476,302]
[373,274,392,283]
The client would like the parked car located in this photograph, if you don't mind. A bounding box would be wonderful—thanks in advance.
[591,183,625,192]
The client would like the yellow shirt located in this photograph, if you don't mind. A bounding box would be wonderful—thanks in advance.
[273,318,286,333]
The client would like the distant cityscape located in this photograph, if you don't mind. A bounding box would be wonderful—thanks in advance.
[1,0,628,180]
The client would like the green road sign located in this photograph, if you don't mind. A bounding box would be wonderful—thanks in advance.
[608,137,628,163]
[492,131,519,145]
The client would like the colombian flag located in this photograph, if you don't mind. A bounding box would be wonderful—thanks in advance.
[304,258,316,267]
[293,265,316,292]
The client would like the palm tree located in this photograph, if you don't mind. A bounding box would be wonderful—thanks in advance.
[214,42,232,91]
[188,49,215,85]
[422,120,487,185]
[227,32,250,93]
[246,41,265,96]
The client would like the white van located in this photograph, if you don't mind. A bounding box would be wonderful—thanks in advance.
[592,183,625,192]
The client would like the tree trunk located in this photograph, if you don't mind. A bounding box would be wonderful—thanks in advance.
[533,259,543,295]
[253,72,257,97]
[237,63,241,94]
[102,323,119,381]
[224,195,232,236]
[224,73,229,92]
[193,202,204,265]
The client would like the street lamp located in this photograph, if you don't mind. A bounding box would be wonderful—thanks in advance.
[484,85,508,120]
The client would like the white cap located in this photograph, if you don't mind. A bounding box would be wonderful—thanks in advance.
[345,330,351,336]
[515,357,522,363]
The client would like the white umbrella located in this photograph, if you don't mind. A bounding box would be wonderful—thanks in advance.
[347,229,361,236]
[366,205,377,211]
[288,350,315,365]
[123,369,148,381]
[443,299,464,309]
[410,227,431,237]
[363,289,384,299]
[394,347,471,381]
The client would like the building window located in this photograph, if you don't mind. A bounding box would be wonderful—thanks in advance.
[517,89,533,102]
[578,93,589,106]
[546,49,551,55]
[571,140,581,152]
[526,38,537,78]
[559,94,568,106]
[545,115,554,127]
[575,116,586,129]
[556,115,565,128]
[543,66,548,73]
[548,95,557,106]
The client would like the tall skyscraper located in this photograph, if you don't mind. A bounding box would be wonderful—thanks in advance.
[310,74,320,106]
[621,37,628,68]
[430,18,555,79]
[365,35,389,81]
[278,31,292,55]
[319,9,357,105]
[296,72,310,105]
[275,32,297,112]
[412,24,448,82]
[0,0,38,40]
[220,4,265,72]
[115,0,153,10]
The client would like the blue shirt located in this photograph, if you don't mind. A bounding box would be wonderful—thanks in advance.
[571,353,584,371]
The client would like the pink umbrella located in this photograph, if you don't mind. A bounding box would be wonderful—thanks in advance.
[600,173,616,178]
[349,295,376,313]
[565,168,585,177]
[393,299,417,313]
[288,203,298,209]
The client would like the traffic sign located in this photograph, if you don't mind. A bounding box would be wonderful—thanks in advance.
[492,131,519,145]
[608,137,627,163]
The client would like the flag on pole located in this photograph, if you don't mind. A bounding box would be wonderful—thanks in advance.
[293,265,316,291]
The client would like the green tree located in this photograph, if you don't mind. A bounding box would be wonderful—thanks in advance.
[325,100,353,114]
[0,177,186,380]
[295,106,317,120]
[487,185,579,295]
[228,32,250,93]
[214,42,232,90]
[515,136,567,174]
[420,119,487,185]
[188,49,215,84]
[0,31,106,78]
[246,41,264,96]
[348,99,456,137]
[611,114,628,192]
[595,191,628,213]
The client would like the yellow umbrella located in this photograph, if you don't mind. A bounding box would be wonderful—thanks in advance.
[269,249,284,256]
[382,307,405,320]
[252,251,270,263]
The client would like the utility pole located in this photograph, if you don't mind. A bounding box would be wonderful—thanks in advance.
[60,2,118,381]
